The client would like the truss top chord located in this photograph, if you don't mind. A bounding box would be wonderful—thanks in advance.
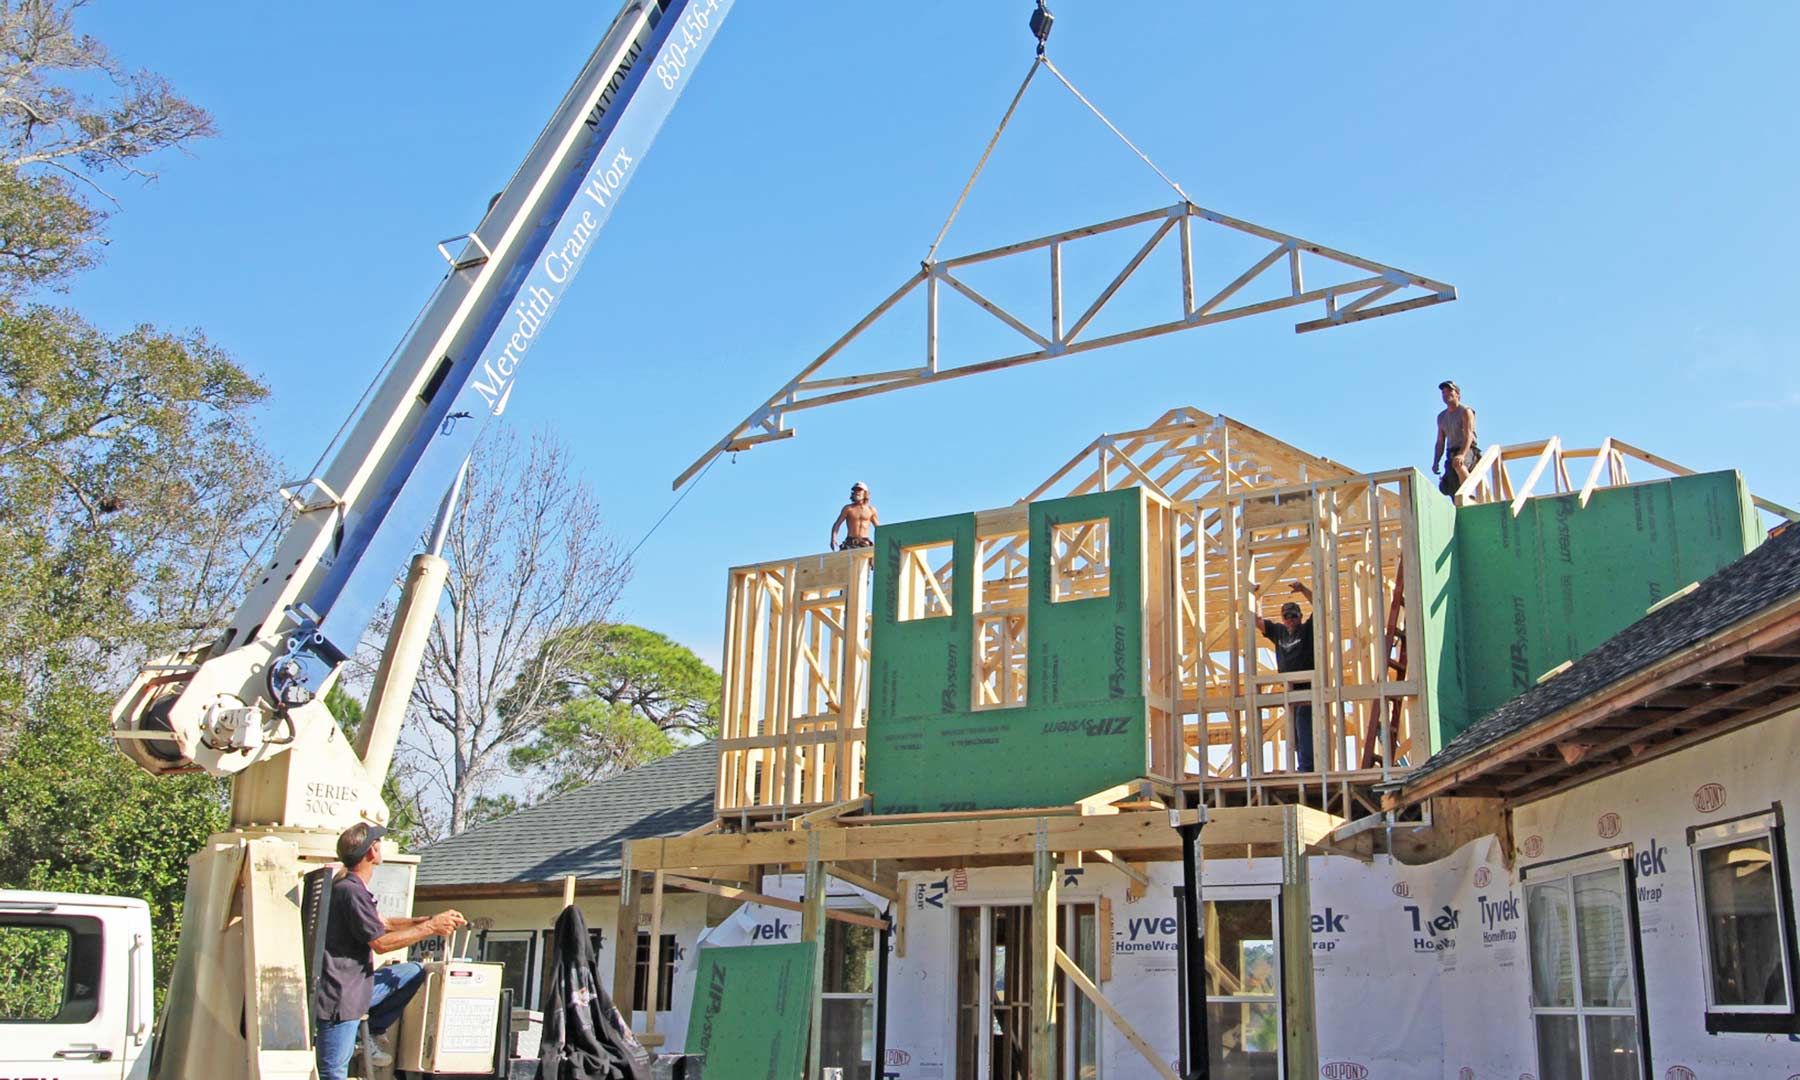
[672,201,1457,489]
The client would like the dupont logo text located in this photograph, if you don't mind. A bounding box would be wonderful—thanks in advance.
[1521,835,1545,858]
[1665,1068,1696,1080]
[1597,812,1622,839]
[1473,866,1491,889]
[1321,1063,1369,1080]
[1694,783,1727,813]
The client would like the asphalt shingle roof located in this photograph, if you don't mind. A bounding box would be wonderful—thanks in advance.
[416,742,718,888]
[1404,523,1800,790]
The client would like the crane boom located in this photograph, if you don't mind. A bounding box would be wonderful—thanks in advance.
[113,0,736,802]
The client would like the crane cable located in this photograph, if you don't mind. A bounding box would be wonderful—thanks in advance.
[923,1,1190,266]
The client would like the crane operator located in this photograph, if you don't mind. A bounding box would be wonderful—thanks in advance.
[315,822,469,1079]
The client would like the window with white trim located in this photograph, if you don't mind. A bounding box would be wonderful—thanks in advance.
[480,929,539,1011]
[1523,850,1644,1080]
[1690,808,1796,1032]
[820,916,880,1080]
[1204,886,1283,1080]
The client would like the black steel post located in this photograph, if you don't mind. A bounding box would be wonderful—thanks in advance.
[1176,820,1209,1080]
[875,920,893,1079]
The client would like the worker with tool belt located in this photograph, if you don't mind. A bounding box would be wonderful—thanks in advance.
[830,481,880,551]
[315,822,467,1080]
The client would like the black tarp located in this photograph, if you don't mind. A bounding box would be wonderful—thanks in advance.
[537,906,652,1080]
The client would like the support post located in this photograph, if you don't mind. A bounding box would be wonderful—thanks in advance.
[1281,807,1320,1078]
[1176,812,1209,1080]
[801,831,827,1080]
[643,871,665,1035]
[1030,819,1059,1077]
[612,852,641,1029]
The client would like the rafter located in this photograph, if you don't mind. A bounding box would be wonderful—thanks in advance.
[673,202,1456,487]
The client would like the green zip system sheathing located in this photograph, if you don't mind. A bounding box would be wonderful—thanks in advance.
[1436,470,1761,745]
[683,943,817,1080]
[866,490,1147,812]
[1410,472,1468,757]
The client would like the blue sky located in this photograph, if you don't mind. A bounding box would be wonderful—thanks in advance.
[70,2,1800,665]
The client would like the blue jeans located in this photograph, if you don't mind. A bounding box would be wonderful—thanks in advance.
[1292,704,1314,772]
[316,962,426,1080]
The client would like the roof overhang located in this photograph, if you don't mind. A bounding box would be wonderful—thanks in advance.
[1388,593,1800,810]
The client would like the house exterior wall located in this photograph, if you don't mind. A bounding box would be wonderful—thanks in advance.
[414,890,710,1052]
[1509,707,1800,1076]
[866,489,1150,813]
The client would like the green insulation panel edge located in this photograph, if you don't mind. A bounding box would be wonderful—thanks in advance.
[866,489,1148,813]
[1409,470,1466,756]
[1437,470,1760,744]
[683,943,817,1080]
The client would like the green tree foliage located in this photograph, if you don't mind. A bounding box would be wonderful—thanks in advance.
[0,309,269,715]
[0,0,268,1010]
[0,684,227,1003]
[508,625,719,796]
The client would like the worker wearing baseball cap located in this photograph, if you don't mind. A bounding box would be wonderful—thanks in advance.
[829,481,880,552]
[1255,581,1318,772]
[1432,379,1479,501]
[314,821,467,1080]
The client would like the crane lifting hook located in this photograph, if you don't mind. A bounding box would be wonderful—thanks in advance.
[1029,1,1054,56]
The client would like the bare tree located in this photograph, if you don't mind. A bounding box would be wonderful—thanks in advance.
[403,428,629,836]
[0,1,216,294]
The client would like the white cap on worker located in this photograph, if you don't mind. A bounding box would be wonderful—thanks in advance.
[851,481,868,491]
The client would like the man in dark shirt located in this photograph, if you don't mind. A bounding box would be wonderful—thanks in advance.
[1257,581,1317,772]
[315,822,467,1080]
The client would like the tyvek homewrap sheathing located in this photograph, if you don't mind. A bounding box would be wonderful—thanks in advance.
[866,490,1146,812]
[696,713,1800,1077]
[1432,470,1761,747]
[1507,710,1800,1075]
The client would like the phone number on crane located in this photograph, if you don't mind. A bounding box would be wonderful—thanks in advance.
[655,0,723,91]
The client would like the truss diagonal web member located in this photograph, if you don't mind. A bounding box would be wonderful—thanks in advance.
[672,201,1458,489]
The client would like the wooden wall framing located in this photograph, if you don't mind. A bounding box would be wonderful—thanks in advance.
[716,549,871,819]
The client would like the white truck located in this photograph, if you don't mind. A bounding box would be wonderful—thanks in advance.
[1,891,154,1080]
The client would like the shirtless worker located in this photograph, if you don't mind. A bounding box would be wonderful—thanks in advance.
[1432,379,1478,500]
[830,481,880,551]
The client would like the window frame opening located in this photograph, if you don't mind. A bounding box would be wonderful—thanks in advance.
[632,931,677,1014]
[820,911,881,1080]
[1049,518,1111,604]
[1201,885,1285,1080]
[1521,848,1647,1079]
[898,540,956,622]
[1689,807,1798,1033]
[974,531,1029,711]
[953,900,1100,1080]
[478,929,540,1013]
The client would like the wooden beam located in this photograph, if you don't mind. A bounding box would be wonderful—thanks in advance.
[1030,824,1058,1079]
[611,860,641,1029]
[1055,946,1179,1080]
[643,871,664,1035]
[630,808,1210,871]
[825,862,901,902]
[802,835,827,1080]
[661,874,892,931]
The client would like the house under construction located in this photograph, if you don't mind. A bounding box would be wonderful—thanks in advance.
[420,406,1800,1079]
